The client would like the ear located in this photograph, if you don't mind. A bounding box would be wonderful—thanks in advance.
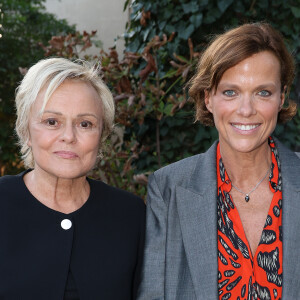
[279,85,286,111]
[204,90,213,113]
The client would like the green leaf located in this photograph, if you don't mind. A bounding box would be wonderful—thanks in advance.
[123,0,130,11]
[217,0,234,13]
[163,103,173,116]
[132,3,143,14]
[148,27,156,41]
[178,24,194,40]
[233,1,245,13]
[291,6,300,18]
[189,13,203,28]
[145,2,157,12]
[162,69,178,79]
[163,9,173,19]
[165,24,176,34]
[158,20,167,31]
[158,101,164,112]
[257,0,269,9]
[127,38,140,53]
[143,27,151,41]
[203,8,222,24]
[182,2,199,14]
[199,0,209,7]
[174,54,189,63]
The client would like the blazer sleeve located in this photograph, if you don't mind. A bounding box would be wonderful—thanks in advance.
[137,173,167,300]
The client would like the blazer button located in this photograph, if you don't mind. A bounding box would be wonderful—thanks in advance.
[61,219,72,230]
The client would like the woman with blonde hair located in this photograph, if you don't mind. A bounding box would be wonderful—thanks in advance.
[138,23,300,299]
[0,58,145,299]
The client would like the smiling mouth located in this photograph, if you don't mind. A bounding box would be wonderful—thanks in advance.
[231,124,260,131]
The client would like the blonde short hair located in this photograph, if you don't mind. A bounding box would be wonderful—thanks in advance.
[15,57,115,168]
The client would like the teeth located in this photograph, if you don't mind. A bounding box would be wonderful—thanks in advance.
[233,124,259,131]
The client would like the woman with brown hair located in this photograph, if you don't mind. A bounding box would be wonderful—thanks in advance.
[138,23,300,299]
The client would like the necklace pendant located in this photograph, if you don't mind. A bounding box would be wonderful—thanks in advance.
[245,194,250,202]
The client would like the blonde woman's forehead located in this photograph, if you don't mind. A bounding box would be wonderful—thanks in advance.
[33,80,102,118]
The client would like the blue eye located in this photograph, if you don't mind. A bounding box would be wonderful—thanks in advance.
[223,90,236,97]
[258,90,271,97]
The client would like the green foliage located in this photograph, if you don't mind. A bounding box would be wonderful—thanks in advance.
[125,0,300,60]
[0,0,75,174]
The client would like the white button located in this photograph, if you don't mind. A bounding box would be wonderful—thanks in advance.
[61,219,72,230]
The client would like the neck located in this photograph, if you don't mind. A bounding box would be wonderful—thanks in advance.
[220,140,272,188]
[24,167,90,214]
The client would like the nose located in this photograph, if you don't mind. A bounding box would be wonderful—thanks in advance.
[236,94,256,117]
[60,122,77,144]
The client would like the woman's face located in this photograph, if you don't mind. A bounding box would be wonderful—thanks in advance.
[205,51,284,156]
[28,80,103,179]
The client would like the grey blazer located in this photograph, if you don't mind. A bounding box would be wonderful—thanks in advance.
[137,139,300,300]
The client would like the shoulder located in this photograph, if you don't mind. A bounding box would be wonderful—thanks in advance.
[0,172,24,192]
[274,138,300,162]
[0,173,21,184]
[151,154,201,187]
[88,177,145,212]
[274,138,300,184]
[0,172,29,209]
[151,141,218,191]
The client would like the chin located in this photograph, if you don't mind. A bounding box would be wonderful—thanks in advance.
[39,165,90,180]
[228,138,268,154]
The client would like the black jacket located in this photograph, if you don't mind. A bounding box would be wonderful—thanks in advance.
[0,171,145,300]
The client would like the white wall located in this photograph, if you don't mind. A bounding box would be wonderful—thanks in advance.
[44,0,129,56]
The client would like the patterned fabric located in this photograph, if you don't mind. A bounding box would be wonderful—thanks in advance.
[217,137,283,300]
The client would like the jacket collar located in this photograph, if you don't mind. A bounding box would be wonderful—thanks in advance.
[187,141,218,195]
[175,141,218,299]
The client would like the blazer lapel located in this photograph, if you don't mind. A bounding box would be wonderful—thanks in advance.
[175,142,218,299]
[277,141,300,298]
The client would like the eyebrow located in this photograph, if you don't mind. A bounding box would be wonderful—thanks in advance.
[77,113,99,119]
[254,83,277,90]
[218,82,277,89]
[43,110,99,119]
[43,110,63,115]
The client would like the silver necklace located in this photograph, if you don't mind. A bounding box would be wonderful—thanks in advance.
[230,165,271,202]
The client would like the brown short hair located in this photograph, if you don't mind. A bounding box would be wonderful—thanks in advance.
[189,22,297,126]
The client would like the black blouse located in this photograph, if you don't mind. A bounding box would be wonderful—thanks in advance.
[0,171,145,300]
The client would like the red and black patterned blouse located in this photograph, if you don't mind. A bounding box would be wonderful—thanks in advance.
[217,137,283,300]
